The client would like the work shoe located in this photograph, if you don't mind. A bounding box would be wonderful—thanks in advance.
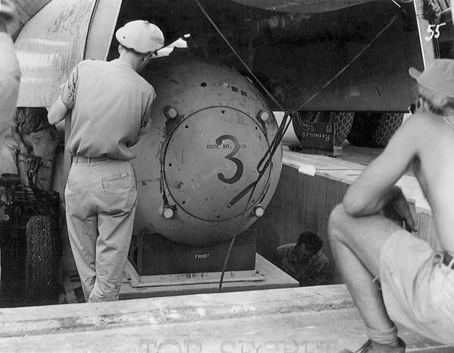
[339,338,405,353]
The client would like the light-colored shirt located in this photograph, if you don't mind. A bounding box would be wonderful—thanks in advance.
[60,59,156,160]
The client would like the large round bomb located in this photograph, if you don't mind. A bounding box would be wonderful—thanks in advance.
[131,56,282,246]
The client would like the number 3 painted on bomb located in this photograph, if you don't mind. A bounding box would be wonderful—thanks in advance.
[216,135,244,184]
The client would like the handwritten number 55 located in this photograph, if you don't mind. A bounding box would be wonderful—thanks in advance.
[426,23,446,41]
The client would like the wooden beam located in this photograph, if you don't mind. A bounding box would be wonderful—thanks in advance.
[0,285,449,353]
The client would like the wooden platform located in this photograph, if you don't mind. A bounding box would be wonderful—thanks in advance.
[252,146,437,283]
[0,284,451,353]
[60,254,299,303]
[119,253,299,299]
[281,146,435,246]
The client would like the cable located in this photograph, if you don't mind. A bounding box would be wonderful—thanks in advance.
[194,0,403,290]
[194,0,286,112]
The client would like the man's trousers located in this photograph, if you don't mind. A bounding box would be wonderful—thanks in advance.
[65,158,137,302]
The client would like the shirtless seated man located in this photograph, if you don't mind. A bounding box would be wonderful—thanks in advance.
[328,59,454,352]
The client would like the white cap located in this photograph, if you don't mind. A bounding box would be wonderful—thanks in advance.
[116,20,164,54]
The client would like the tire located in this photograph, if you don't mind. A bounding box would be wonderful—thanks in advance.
[372,112,404,148]
[347,112,403,148]
[293,111,354,146]
[25,215,56,300]
[0,215,27,304]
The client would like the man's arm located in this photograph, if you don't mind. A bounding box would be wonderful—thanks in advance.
[342,116,420,230]
[48,63,80,125]
[0,14,20,126]
[451,3,454,23]
[48,96,69,125]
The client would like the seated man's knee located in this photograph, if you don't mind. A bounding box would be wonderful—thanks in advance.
[328,204,348,242]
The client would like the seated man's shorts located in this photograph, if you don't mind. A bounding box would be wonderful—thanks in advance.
[380,230,454,345]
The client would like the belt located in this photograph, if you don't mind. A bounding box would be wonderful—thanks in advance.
[73,155,111,163]
[443,252,454,269]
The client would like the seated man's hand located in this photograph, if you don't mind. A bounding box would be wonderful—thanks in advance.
[383,187,417,232]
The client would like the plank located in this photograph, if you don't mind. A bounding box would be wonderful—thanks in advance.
[0,285,450,353]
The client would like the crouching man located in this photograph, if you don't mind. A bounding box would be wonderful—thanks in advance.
[329,59,454,352]
[272,231,330,286]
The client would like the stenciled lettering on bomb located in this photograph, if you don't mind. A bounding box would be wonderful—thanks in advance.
[206,134,247,184]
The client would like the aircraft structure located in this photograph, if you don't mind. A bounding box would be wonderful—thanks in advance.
[0,0,442,282]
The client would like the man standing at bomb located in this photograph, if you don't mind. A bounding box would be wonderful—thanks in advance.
[48,20,164,302]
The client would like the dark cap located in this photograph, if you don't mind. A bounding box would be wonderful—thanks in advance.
[409,59,454,98]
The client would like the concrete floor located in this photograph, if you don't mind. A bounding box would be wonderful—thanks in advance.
[0,285,452,353]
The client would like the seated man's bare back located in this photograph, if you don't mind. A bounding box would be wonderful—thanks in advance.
[408,112,454,253]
